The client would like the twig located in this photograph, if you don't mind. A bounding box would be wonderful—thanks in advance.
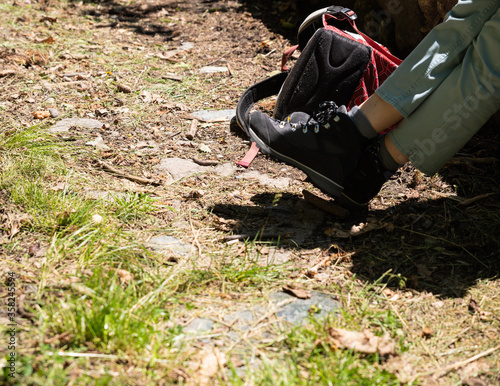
[411,344,500,381]
[307,252,355,274]
[458,193,494,207]
[394,226,488,269]
[186,119,198,140]
[302,189,349,218]
[192,157,218,166]
[133,66,149,90]
[96,160,160,185]
[48,351,120,359]
[449,156,498,165]
[220,232,287,242]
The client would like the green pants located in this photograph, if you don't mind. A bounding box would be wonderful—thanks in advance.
[376,0,500,174]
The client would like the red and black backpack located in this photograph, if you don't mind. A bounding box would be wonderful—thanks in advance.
[236,5,402,167]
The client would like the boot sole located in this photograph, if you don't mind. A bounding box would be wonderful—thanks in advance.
[248,127,344,199]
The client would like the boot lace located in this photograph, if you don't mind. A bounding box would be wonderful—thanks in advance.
[278,101,342,134]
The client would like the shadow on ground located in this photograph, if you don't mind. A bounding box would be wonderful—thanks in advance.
[210,188,499,299]
[210,122,500,299]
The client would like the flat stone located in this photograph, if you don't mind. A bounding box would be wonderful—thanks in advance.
[154,158,234,181]
[237,170,291,189]
[133,140,160,155]
[183,317,213,334]
[47,108,60,118]
[147,235,192,256]
[49,118,104,133]
[179,42,194,51]
[154,157,203,181]
[214,162,235,177]
[190,109,235,122]
[269,291,340,325]
[199,66,228,74]
[85,136,110,151]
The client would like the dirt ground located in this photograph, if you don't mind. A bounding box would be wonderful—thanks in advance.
[1,0,499,384]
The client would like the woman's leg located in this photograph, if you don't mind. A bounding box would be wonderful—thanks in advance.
[388,6,500,174]
[376,0,500,118]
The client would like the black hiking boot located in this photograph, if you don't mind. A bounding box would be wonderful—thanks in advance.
[248,101,371,200]
[339,139,396,207]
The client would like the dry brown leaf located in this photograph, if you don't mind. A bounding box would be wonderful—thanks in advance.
[28,242,41,256]
[117,83,132,93]
[157,50,180,61]
[325,218,390,238]
[188,348,227,386]
[420,326,432,338]
[32,110,51,119]
[39,16,57,24]
[139,90,152,103]
[327,327,397,356]
[50,181,67,191]
[116,269,134,283]
[37,36,56,44]
[0,69,16,77]
[282,284,311,299]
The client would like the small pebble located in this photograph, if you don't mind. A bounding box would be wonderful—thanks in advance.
[48,108,60,118]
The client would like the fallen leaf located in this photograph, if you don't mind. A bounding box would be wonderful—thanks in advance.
[157,50,180,61]
[116,269,133,283]
[37,35,56,44]
[198,143,211,153]
[0,69,16,77]
[32,110,51,119]
[327,327,397,356]
[117,83,132,93]
[39,16,57,24]
[28,242,41,256]
[50,182,67,192]
[325,218,389,238]
[139,90,152,103]
[283,285,311,299]
[188,348,227,386]
[91,214,103,224]
[420,326,432,338]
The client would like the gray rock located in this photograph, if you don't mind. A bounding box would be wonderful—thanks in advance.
[179,42,194,51]
[183,317,213,333]
[237,170,291,189]
[147,235,192,256]
[269,291,340,325]
[190,109,236,122]
[154,157,203,181]
[47,108,60,118]
[85,136,110,151]
[49,118,104,133]
[154,158,234,181]
[214,162,236,177]
[199,66,228,74]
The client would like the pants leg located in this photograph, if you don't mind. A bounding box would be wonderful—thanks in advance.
[376,0,500,118]
[388,6,500,175]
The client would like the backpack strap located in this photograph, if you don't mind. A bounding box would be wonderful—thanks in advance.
[235,71,289,136]
[235,71,289,167]
[323,13,402,65]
